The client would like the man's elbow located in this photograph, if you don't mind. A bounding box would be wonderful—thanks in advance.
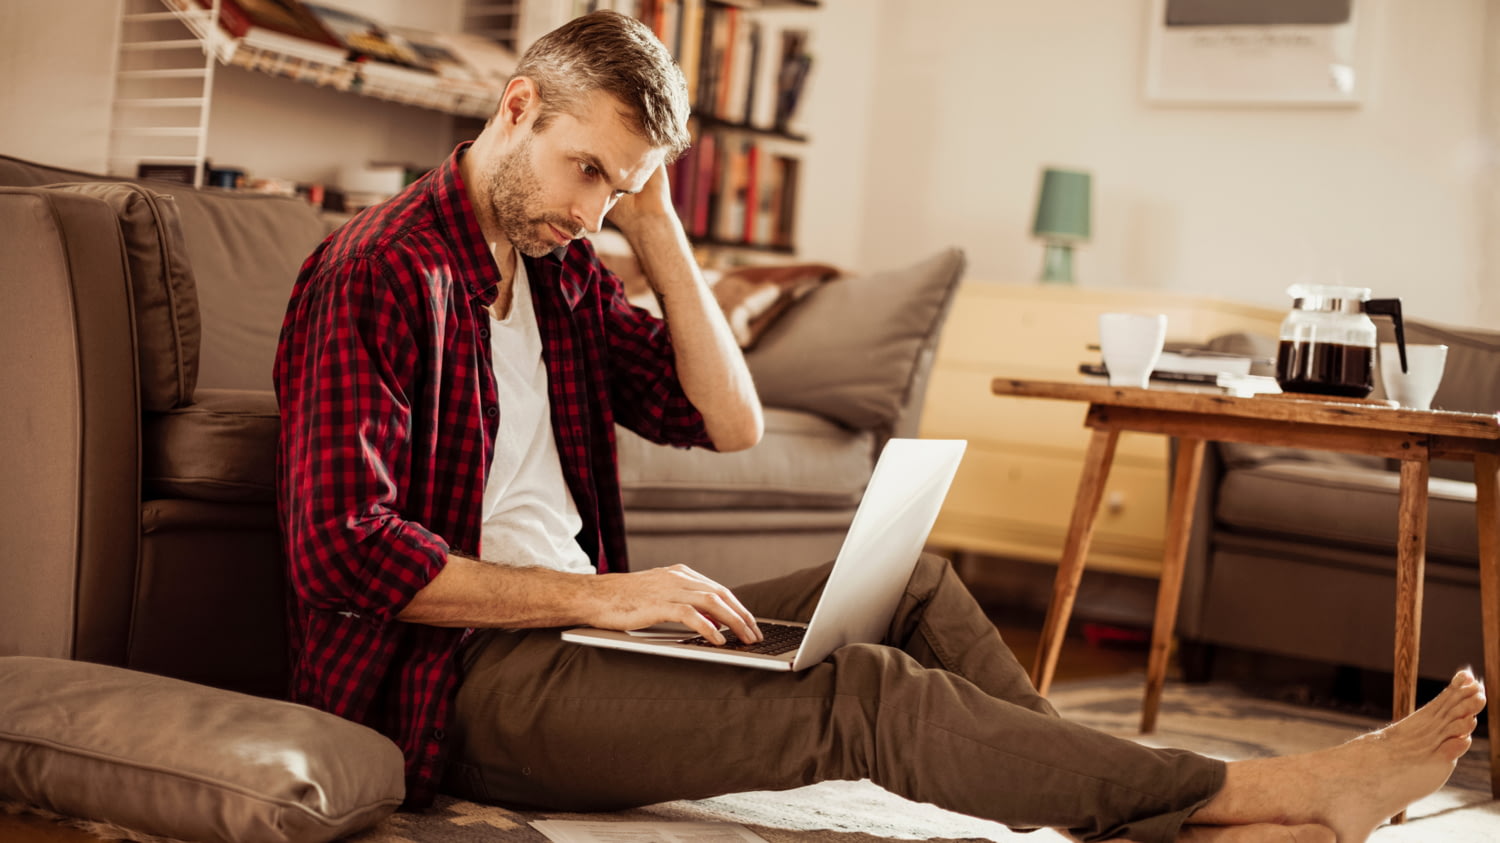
[710,408,764,452]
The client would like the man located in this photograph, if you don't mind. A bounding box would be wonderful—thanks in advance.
[275,11,1484,842]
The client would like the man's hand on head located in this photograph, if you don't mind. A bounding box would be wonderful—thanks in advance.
[585,565,762,645]
[604,162,675,240]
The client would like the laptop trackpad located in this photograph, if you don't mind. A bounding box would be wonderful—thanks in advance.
[623,622,726,639]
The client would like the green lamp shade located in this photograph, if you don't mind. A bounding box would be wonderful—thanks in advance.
[1032,168,1092,242]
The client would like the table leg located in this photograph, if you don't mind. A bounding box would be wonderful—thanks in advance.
[1391,457,1429,826]
[1032,425,1119,695]
[1393,459,1431,721]
[1474,452,1500,798]
[1140,437,1206,734]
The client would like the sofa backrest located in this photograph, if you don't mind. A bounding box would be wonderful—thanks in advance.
[0,154,327,393]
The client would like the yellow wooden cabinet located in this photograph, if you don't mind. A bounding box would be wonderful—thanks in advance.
[919,282,1282,578]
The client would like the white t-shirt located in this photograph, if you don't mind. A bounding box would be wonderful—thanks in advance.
[478,258,593,574]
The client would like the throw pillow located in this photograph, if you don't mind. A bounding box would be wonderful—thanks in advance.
[745,248,966,431]
[590,231,842,349]
[712,262,841,349]
[45,182,200,411]
[0,657,403,843]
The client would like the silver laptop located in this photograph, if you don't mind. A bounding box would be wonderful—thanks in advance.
[562,438,966,671]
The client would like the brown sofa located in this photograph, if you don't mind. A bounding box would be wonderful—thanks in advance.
[1177,321,1499,686]
[0,152,962,700]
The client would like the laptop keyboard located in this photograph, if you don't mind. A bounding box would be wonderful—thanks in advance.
[679,622,806,655]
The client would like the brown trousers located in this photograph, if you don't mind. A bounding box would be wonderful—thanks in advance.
[446,555,1225,843]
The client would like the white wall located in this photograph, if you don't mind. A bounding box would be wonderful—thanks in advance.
[809,0,1494,330]
[0,0,123,172]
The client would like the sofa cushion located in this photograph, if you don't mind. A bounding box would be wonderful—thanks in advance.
[144,388,279,503]
[0,152,325,393]
[617,408,875,510]
[45,182,200,411]
[744,248,964,431]
[0,656,402,843]
[1216,460,1479,566]
[151,187,324,392]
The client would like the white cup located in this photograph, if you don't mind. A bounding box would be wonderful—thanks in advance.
[1379,343,1447,410]
[1098,313,1168,389]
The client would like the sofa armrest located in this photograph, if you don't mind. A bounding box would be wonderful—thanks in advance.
[0,188,141,666]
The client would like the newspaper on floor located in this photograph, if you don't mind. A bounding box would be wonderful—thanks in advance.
[530,819,768,843]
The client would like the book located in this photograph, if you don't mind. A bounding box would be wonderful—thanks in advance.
[677,0,705,102]
[1078,363,1220,385]
[189,0,349,65]
[1078,348,1272,394]
[740,20,762,127]
[774,28,812,133]
[387,26,482,83]
[772,154,799,248]
[740,139,759,243]
[714,5,739,119]
[425,31,518,89]
[692,130,717,237]
[302,2,426,69]
[197,0,342,47]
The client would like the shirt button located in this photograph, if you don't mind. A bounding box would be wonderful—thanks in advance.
[485,406,498,418]
[432,728,446,741]
[479,327,489,339]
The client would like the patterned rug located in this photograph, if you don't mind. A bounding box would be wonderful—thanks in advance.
[348,674,1498,842]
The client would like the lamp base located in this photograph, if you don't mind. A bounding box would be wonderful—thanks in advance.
[1039,242,1075,284]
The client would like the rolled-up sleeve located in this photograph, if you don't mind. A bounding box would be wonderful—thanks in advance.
[276,257,449,619]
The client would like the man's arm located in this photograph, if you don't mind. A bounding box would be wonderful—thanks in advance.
[396,554,760,645]
[608,165,763,452]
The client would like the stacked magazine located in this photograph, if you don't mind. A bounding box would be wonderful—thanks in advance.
[1079,348,1281,395]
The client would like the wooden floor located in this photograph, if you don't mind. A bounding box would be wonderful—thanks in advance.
[0,612,1150,842]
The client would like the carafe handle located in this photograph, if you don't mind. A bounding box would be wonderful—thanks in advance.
[1365,299,1407,373]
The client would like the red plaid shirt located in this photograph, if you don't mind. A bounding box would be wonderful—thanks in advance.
[274,144,711,807]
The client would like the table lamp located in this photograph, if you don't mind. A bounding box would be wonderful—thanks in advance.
[1031,167,1092,284]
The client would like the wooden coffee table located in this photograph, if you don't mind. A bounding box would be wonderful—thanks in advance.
[992,377,1500,798]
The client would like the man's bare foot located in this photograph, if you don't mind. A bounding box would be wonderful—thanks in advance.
[1179,824,1334,842]
[1191,668,1485,842]
[1314,669,1485,840]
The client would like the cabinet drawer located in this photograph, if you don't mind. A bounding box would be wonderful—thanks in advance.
[929,445,1168,576]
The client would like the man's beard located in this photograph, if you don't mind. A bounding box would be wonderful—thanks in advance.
[484,133,580,258]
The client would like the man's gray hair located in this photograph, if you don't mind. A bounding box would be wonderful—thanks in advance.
[512,10,692,161]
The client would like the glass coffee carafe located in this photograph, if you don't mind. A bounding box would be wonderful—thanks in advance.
[1274,284,1407,399]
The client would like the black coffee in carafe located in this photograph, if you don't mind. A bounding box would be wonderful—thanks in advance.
[1275,340,1374,398]
[1274,285,1406,399]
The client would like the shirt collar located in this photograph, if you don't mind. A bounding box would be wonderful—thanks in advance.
[436,142,580,311]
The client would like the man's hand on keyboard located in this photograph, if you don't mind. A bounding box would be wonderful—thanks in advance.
[584,564,763,645]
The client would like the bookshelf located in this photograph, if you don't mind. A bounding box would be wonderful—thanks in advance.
[662,0,818,260]
[111,0,816,260]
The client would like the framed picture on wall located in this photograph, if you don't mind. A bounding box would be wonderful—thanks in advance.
[1144,0,1366,106]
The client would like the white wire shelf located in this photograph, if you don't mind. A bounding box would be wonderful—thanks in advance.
[156,0,503,119]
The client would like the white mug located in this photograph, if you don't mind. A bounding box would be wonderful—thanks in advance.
[1379,343,1447,410]
[1098,313,1168,389]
